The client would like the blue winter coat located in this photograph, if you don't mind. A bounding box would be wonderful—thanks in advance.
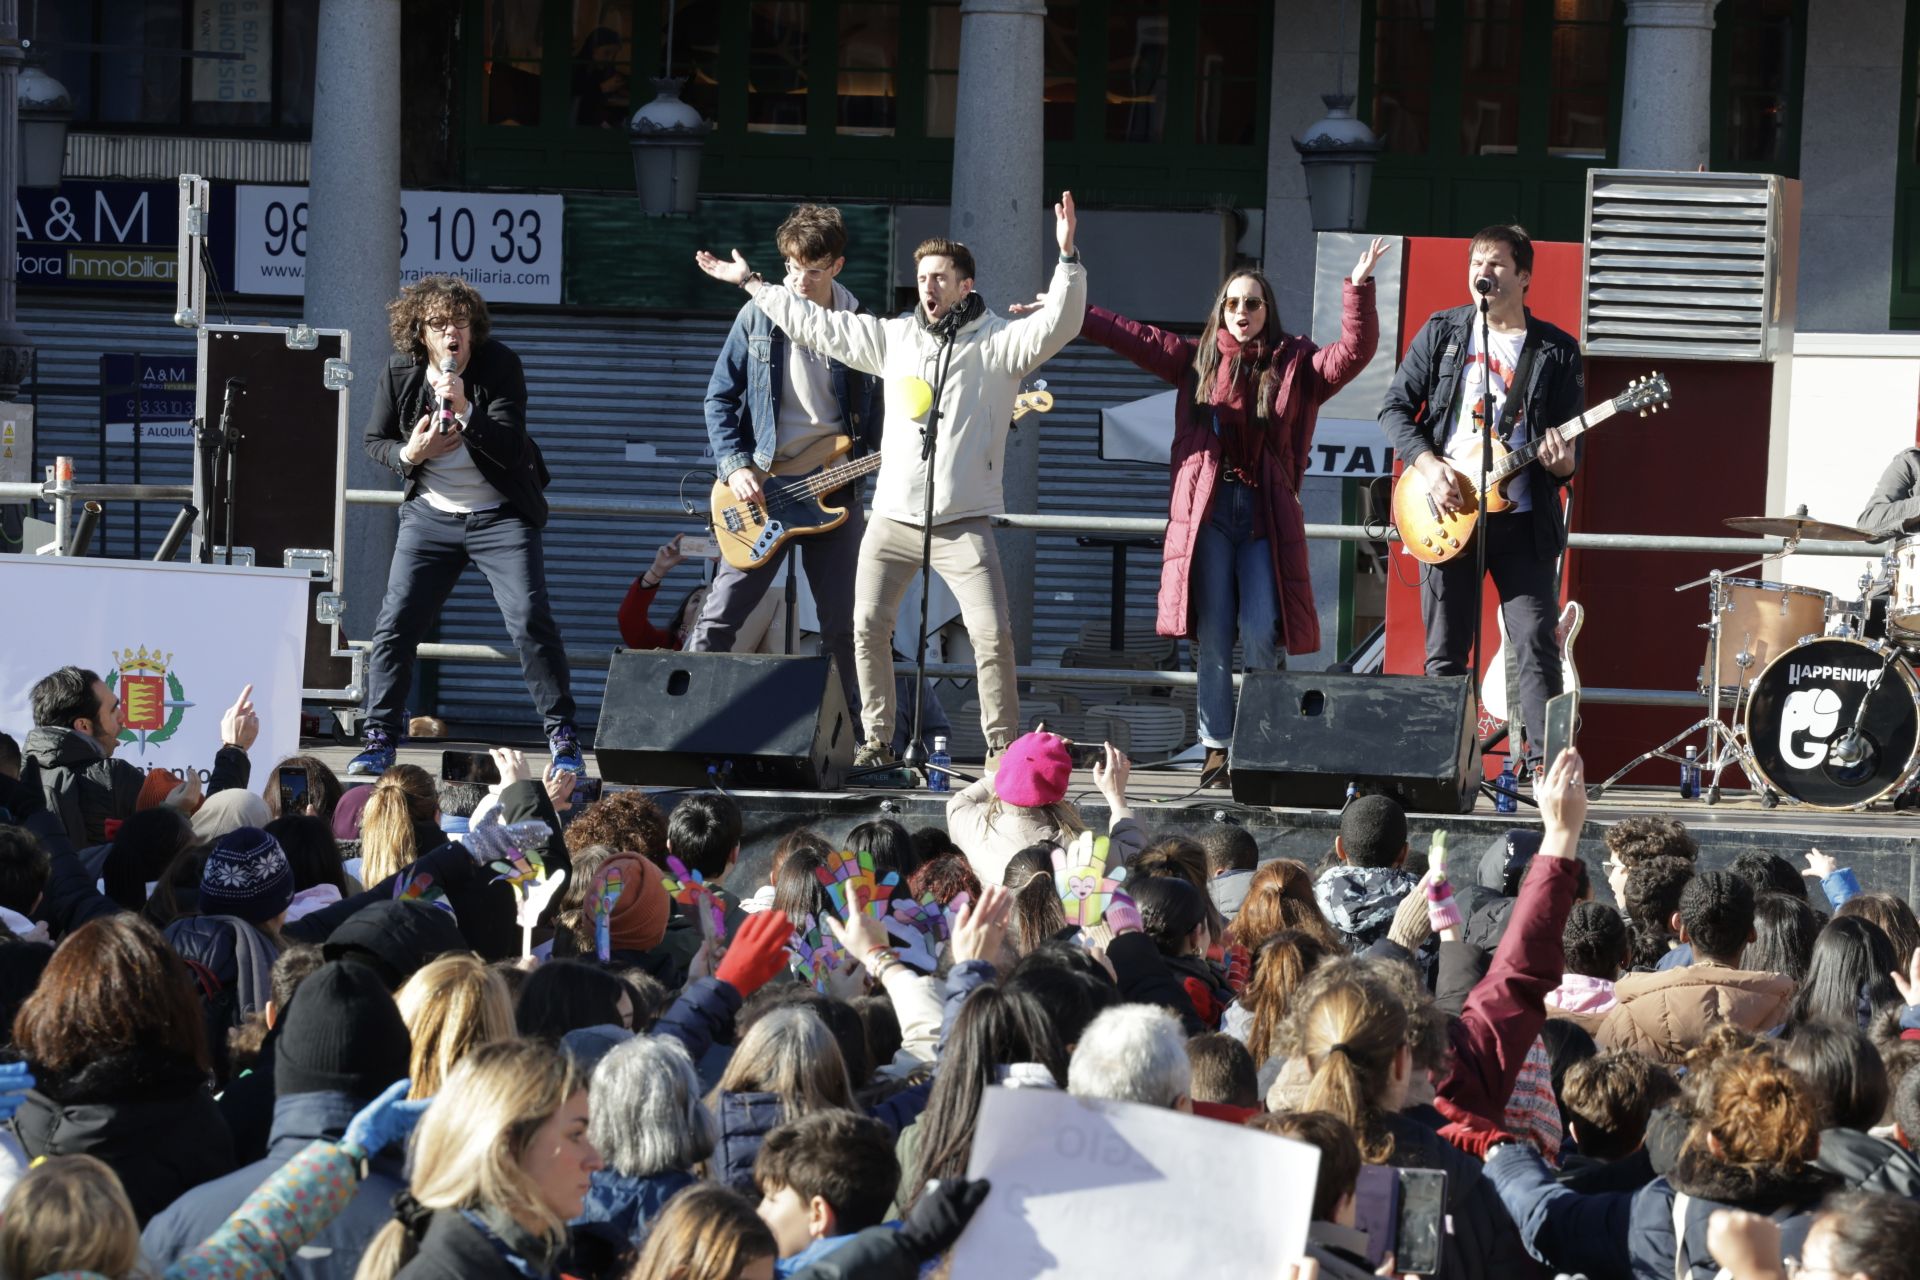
[567,1168,698,1279]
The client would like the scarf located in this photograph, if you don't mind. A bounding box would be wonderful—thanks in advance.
[1209,327,1271,485]
[919,289,985,337]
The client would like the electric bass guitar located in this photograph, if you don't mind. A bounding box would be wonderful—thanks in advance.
[1391,372,1671,566]
[1479,599,1585,739]
[709,389,1054,572]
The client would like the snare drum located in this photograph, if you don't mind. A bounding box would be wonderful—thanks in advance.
[1704,578,1832,692]
[1744,635,1920,809]
[1888,535,1920,639]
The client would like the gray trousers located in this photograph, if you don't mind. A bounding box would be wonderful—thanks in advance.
[689,492,864,726]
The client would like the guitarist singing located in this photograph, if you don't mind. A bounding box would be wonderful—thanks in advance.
[1378,224,1584,779]
[691,204,883,719]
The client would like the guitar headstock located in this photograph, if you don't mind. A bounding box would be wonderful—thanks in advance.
[1012,388,1055,420]
[1616,370,1672,418]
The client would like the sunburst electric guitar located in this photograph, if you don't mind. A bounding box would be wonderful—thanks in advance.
[710,389,1054,572]
[1391,372,1671,566]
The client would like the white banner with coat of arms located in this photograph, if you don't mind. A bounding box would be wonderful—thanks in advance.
[0,558,306,785]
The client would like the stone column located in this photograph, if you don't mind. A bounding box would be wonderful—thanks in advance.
[0,0,33,400]
[1618,0,1716,171]
[304,0,404,650]
[1264,0,1363,670]
[950,0,1046,664]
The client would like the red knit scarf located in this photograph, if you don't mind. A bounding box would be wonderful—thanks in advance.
[1211,327,1270,483]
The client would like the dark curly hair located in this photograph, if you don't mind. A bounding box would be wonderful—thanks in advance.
[1728,849,1807,902]
[1678,870,1756,964]
[386,275,492,357]
[1563,900,1630,980]
[1624,855,1695,968]
[908,851,981,908]
[563,789,668,858]
[1604,815,1698,869]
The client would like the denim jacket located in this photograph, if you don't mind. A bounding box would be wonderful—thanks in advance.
[705,286,884,481]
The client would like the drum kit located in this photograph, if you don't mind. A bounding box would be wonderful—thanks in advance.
[1604,510,1920,810]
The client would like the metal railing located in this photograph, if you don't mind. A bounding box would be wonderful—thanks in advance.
[2,471,1882,712]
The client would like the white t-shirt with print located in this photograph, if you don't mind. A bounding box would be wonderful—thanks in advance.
[1444,325,1532,513]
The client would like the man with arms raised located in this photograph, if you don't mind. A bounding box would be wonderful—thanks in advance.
[696,194,1086,768]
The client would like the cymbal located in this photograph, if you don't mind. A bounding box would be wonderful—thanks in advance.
[1723,514,1875,542]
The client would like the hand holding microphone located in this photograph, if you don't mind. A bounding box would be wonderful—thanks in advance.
[428,354,468,435]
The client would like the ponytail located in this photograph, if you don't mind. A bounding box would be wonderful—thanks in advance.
[353,1220,415,1280]
[1287,960,1409,1162]
[1004,844,1066,956]
[358,784,419,887]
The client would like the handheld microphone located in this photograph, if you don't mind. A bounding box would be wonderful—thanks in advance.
[436,355,458,434]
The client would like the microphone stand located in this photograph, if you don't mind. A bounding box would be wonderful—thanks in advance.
[1471,285,1495,761]
[847,310,971,790]
[197,377,245,564]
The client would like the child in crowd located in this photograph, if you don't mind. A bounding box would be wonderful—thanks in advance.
[753,1110,899,1277]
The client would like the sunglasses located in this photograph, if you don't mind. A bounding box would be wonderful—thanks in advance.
[1223,296,1265,314]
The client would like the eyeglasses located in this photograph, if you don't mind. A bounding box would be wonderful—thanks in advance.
[784,261,834,281]
[423,314,471,332]
[1223,296,1265,313]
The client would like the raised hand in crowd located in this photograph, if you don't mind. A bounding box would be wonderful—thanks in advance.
[1092,742,1132,816]
[1387,871,1436,953]
[951,883,1013,965]
[1890,943,1920,1007]
[219,683,259,751]
[543,764,576,815]
[1535,746,1588,849]
[640,533,691,587]
[711,907,795,999]
[1805,845,1837,881]
[897,1176,993,1261]
[488,745,533,790]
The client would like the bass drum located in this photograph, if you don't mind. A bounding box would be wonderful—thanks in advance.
[1744,636,1920,809]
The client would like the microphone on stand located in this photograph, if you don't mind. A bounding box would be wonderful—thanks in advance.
[1474,276,1495,311]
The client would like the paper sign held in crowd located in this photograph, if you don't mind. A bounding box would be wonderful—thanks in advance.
[949,1087,1318,1280]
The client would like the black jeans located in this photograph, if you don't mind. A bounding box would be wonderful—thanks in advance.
[1422,512,1561,761]
[365,500,575,735]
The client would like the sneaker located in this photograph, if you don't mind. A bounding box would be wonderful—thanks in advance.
[347,725,397,777]
[548,723,585,776]
[853,740,896,770]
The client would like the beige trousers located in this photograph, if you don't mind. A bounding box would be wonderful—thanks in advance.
[854,515,1018,752]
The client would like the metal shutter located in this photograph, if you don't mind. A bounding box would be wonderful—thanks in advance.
[17,295,1178,730]
[1581,169,1798,362]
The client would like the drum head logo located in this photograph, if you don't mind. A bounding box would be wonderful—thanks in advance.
[1779,687,1843,770]
[105,646,195,754]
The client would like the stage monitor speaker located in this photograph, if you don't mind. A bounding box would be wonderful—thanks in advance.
[1229,672,1478,814]
[595,651,855,790]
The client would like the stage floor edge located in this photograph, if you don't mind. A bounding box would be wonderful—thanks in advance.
[308,743,1920,900]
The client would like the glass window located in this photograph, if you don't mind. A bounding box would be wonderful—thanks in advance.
[837,2,897,135]
[1721,0,1795,168]
[1460,0,1523,155]
[1371,0,1435,153]
[1549,0,1613,158]
[572,0,634,128]
[274,0,320,128]
[1194,3,1259,145]
[1106,0,1169,143]
[658,0,721,124]
[926,0,959,138]
[747,1,807,134]
[1044,0,1078,141]
[98,0,184,126]
[485,0,546,125]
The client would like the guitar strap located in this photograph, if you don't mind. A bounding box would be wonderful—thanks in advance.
[1492,339,1539,445]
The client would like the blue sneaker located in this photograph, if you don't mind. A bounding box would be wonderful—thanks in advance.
[347,725,397,777]
[548,723,585,776]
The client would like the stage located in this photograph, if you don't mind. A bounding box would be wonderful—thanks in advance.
[305,740,1920,902]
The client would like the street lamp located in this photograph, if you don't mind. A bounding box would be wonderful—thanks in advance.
[629,77,709,216]
[1293,92,1382,233]
[16,58,70,190]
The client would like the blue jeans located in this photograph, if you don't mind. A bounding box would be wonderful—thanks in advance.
[1192,479,1282,748]
[365,500,575,735]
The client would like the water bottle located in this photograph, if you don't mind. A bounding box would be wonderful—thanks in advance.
[1493,760,1519,814]
[927,735,951,792]
[1343,780,1358,808]
[1680,745,1700,800]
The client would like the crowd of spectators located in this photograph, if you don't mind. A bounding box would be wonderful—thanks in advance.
[0,662,1916,1279]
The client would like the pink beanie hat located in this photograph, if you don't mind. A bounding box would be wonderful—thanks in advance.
[994,732,1073,808]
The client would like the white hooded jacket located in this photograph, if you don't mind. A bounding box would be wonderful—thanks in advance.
[745,258,1087,526]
